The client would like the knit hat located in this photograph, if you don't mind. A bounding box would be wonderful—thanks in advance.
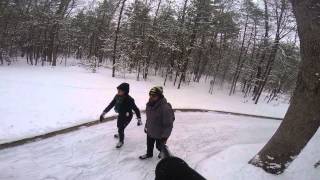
[149,86,163,96]
[117,83,130,94]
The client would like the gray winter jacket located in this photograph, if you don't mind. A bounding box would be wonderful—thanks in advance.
[145,98,175,139]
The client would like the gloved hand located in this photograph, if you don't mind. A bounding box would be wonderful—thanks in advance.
[100,112,106,122]
[137,118,143,126]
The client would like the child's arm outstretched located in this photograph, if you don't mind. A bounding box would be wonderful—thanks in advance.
[100,96,116,122]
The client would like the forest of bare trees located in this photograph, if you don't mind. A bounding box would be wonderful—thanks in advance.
[0,0,299,103]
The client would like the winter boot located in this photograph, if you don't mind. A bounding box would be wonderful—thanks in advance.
[139,154,153,160]
[116,141,123,148]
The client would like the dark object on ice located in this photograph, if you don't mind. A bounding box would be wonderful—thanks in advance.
[155,146,206,180]
[315,160,320,168]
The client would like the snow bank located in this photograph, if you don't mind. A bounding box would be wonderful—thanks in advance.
[197,134,320,180]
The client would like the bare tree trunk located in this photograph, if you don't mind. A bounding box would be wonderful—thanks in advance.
[229,14,249,95]
[253,0,269,98]
[244,23,258,97]
[0,50,3,65]
[193,34,205,82]
[48,0,72,66]
[112,0,127,77]
[231,25,254,95]
[249,0,320,174]
[173,70,179,86]
[254,0,286,103]
[176,0,189,89]
[178,29,197,89]
[144,0,161,80]
[137,61,141,81]
[163,52,173,86]
[48,26,55,66]
[211,33,224,89]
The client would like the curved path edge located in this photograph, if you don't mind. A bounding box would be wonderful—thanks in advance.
[0,109,283,150]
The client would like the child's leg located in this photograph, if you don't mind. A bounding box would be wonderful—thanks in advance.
[155,138,167,152]
[117,116,125,143]
[147,135,156,156]
[118,127,125,143]
[117,114,132,143]
[139,135,155,159]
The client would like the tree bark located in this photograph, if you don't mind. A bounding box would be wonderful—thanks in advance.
[249,0,320,174]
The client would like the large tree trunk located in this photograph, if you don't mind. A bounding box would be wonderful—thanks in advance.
[249,0,320,174]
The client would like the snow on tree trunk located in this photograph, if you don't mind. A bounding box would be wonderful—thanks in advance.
[249,0,320,174]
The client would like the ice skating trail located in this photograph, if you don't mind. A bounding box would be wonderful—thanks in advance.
[0,112,319,180]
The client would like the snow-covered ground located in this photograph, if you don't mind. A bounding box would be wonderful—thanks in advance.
[0,112,319,180]
[0,64,289,144]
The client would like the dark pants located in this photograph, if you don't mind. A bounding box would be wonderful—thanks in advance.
[147,135,168,156]
[117,113,133,142]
